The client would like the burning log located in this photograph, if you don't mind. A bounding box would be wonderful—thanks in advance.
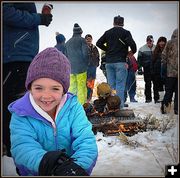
[88,109,145,136]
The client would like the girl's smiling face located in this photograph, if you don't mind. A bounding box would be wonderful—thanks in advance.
[30,78,64,118]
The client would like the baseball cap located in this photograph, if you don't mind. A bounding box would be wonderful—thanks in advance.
[146,35,154,42]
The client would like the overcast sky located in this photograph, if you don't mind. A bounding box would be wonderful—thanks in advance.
[36,1,178,56]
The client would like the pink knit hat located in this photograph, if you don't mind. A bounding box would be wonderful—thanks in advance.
[25,47,71,93]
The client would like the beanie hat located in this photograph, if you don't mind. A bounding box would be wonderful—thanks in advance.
[114,15,124,26]
[56,33,66,43]
[73,23,83,34]
[25,47,71,93]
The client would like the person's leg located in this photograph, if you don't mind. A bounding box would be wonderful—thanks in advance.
[77,72,87,105]
[3,62,30,156]
[115,62,128,108]
[152,74,160,103]
[69,74,77,95]
[87,79,95,102]
[87,66,96,102]
[128,70,137,102]
[161,77,174,114]
[143,67,152,102]
[106,63,116,90]
[124,70,130,103]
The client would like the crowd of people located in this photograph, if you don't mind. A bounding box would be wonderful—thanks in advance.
[2,2,178,176]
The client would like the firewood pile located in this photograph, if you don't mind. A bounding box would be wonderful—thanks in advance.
[83,82,146,136]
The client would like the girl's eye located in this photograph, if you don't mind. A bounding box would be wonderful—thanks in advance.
[34,87,42,90]
[52,88,60,91]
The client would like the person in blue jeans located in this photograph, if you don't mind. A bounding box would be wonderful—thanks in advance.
[124,54,138,103]
[96,15,137,108]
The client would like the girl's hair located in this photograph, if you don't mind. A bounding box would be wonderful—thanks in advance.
[152,36,167,61]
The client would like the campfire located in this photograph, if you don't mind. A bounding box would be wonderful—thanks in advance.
[84,82,146,136]
[88,114,145,136]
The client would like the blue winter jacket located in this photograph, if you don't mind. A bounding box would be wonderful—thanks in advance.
[3,3,41,63]
[8,92,98,176]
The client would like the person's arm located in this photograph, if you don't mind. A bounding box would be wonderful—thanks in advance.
[137,49,143,75]
[124,31,137,54]
[96,33,108,51]
[10,113,47,174]
[161,43,168,64]
[3,3,52,28]
[81,39,90,65]
[70,103,98,175]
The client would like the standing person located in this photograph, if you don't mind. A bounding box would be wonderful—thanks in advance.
[65,23,89,105]
[8,47,98,176]
[96,15,137,108]
[85,34,100,102]
[137,35,156,103]
[151,36,167,103]
[3,2,53,157]
[161,28,178,115]
[124,53,138,103]
[54,32,66,54]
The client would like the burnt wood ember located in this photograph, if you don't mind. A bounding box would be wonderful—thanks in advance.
[87,109,145,136]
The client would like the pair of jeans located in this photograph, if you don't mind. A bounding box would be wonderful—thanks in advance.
[124,69,136,101]
[106,62,127,108]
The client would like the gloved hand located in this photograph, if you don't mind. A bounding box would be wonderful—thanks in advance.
[40,14,53,26]
[52,158,89,176]
[39,151,88,176]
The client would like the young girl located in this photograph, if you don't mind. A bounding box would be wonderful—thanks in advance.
[8,47,98,176]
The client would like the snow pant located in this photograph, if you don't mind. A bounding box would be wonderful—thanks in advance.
[69,72,87,105]
[3,61,31,156]
[124,69,136,101]
[106,62,127,108]
[143,66,160,102]
[87,66,97,101]
[162,77,178,113]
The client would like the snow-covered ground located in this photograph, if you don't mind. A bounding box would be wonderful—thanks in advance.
[2,68,179,176]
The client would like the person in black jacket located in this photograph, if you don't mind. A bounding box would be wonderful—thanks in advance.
[3,2,53,157]
[96,15,137,108]
[151,36,167,103]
